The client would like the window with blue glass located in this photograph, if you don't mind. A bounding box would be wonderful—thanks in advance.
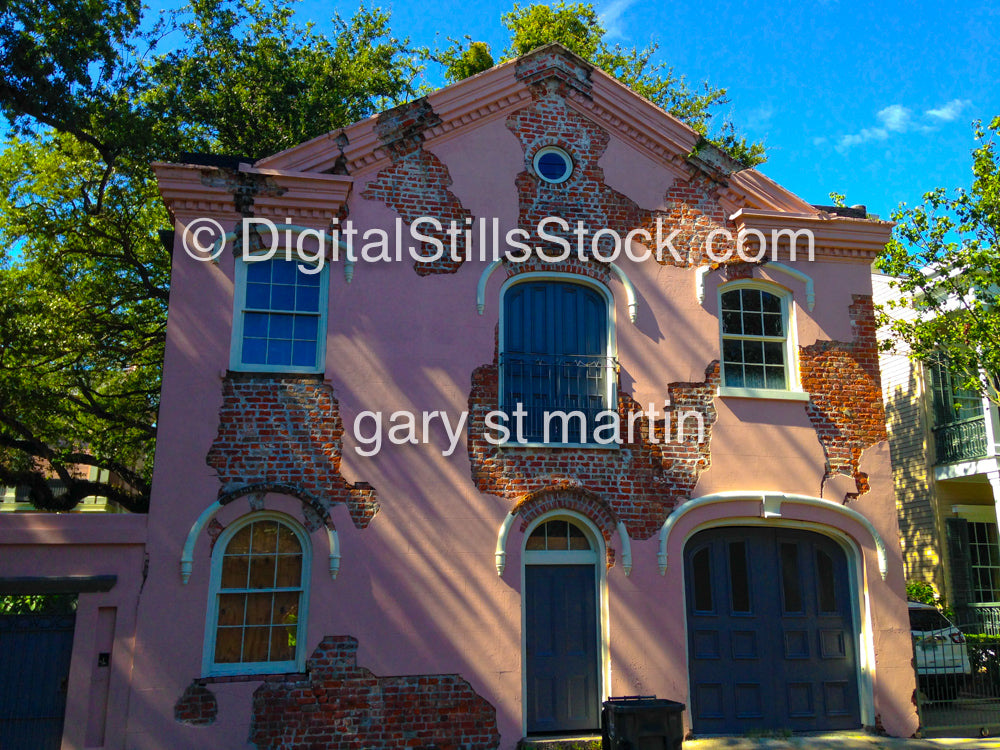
[231,257,328,373]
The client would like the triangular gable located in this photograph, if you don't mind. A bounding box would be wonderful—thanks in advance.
[253,43,818,217]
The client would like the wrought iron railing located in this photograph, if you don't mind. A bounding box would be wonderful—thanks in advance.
[960,604,1000,636]
[933,416,989,464]
[500,354,617,443]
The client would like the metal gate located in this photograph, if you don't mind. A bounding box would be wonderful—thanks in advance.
[0,609,76,750]
[913,605,1000,738]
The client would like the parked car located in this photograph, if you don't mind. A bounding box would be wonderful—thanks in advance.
[909,601,972,676]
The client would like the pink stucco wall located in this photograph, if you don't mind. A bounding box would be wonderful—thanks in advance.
[125,50,917,748]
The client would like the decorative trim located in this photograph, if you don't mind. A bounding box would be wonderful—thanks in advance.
[608,262,638,324]
[616,521,632,576]
[181,492,341,584]
[766,262,815,310]
[495,512,516,575]
[657,491,888,580]
[476,259,504,315]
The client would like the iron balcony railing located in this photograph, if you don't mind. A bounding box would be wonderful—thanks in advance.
[500,354,618,444]
[933,416,989,464]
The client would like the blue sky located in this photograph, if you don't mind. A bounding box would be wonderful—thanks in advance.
[294,0,996,222]
[145,0,997,220]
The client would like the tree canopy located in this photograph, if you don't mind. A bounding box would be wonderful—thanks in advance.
[878,116,1000,406]
[0,0,766,511]
[439,1,766,166]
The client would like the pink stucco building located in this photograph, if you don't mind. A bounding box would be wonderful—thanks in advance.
[2,44,918,749]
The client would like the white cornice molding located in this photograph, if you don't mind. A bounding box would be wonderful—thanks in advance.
[730,208,894,261]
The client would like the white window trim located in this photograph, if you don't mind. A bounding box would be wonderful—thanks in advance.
[498,272,618,447]
[716,280,807,401]
[531,146,574,184]
[202,511,312,677]
[229,254,330,374]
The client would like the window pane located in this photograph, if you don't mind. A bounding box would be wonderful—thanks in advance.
[721,291,741,310]
[244,312,268,339]
[525,527,546,550]
[568,522,591,550]
[248,555,277,589]
[227,526,253,554]
[270,314,294,340]
[693,547,713,612]
[267,339,292,366]
[761,292,781,313]
[729,542,751,613]
[724,365,744,388]
[275,555,302,588]
[221,555,249,589]
[242,338,268,365]
[763,341,784,365]
[270,283,295,311]
[217,593,246,626]
[245,592,274,626]
[294,316,318,341]
[765,367,787,389]
[269,626,296,662]
[742,289,762,311]
[246,261,270,283]
[242,627,270,662]
[780,543,803,613]
[744,342,763,364]
[743,312,763,336]
[744,365,765,388]
[546,520,569,550]
[252,522,279,553]
[291,341,316,368]
[723,339,743,363]
[246,283,270,309]
[214,627,243,663]
[271,259,297,285]
[817,550,837,612]
[762,313,783,337]
[296,285,320,313]
[722,310,742,334]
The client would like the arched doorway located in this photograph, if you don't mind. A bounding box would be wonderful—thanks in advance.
[685,526,861,733]
[523,516,603,735]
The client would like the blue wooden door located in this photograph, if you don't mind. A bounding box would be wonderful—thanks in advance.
[686,527,860,733]
[525,564,600,734]
[0,612,76,749]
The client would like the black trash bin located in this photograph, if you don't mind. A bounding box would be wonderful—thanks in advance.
[601,695,685,750]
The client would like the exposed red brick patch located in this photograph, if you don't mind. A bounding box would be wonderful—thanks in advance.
[174,681,217,726]
[468,363,720,541]
[362,98,472,276]
[515,487,619,567]
[800,295,888,500]
[207,375,378,528]
[249,636,500,750]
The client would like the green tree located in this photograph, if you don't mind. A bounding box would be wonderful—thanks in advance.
[0,0,419,510]
[440,1,766,166]
[878,116,1000,406]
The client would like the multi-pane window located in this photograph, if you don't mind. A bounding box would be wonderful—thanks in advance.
[720,287,788,390]
[501,280,614,443]
[930,361,984,427]
[968,521,1000,604]
[232,257,327,372]
[207,516,309,674]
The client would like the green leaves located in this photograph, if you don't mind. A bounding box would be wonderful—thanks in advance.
[442,1,765,166]
[877,117,1000,405]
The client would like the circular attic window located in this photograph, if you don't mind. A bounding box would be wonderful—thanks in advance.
[532,146,574,184]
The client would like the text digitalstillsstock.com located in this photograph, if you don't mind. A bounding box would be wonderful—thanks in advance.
[182,216,818,270]
[352,403,705,456]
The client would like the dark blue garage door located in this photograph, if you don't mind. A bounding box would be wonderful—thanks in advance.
[685,527,860,733]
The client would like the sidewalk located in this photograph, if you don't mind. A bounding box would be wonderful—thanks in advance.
[683,731,1000,749]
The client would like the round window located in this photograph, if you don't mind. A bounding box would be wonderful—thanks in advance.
[532,146,573,184]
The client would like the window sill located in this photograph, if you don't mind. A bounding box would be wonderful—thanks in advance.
[718,387,810,402]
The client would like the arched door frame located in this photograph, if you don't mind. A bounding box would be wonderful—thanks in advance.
[680,517,876,729]
[520,510,610,736]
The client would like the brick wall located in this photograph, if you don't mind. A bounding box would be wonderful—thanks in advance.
[800,295,889,500]
[174,681,218,726]
[249,636,500,750]
[207,374,379,528]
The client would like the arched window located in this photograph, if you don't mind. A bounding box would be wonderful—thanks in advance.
[501,278,615,444]
[204,513,310,675]
[719,284,796,392]
[230,256,329,373]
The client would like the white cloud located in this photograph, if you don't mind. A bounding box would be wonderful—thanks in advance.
[600,0,638,39]
[744,103,775,132]
[925,99,972,123]
[833,98,972,152]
